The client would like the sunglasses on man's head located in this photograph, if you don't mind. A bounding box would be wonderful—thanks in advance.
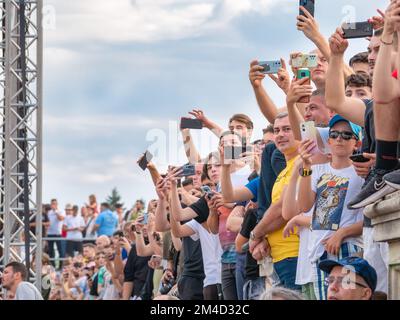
[329,130,355,141]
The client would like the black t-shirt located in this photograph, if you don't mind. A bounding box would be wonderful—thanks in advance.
[180,236,205,280]
[240,209,258,281]
[123,243,151,297]
[189,196,209,224]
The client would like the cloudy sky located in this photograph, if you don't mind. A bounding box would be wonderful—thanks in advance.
[43,0,386,210]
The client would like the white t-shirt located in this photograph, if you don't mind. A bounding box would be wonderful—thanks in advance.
[47,209,66,235]
[84,216,98,239]
[65,215,85,240]
[185,219,222,287]
[15,282,43,300]
[309,163,364,263]
[295,210,314,285]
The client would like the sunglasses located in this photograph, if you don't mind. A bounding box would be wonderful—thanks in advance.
[329,130,355,141]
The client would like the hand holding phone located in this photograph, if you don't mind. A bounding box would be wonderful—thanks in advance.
[300,121,318,154]
[342,21,373,39]
[137,151,153,171]
[349,153,370,163]
[299,0,315,17]
[176,163,196,177]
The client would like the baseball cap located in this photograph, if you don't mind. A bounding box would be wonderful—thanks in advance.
[319,256,377,292]
[65,203,73,210]
[329,114,362,140]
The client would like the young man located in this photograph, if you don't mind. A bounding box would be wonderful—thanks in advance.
[319,256,377,300]
[345,74,372,100]
[64,203,85,257]
[1,262,43,300]
[93,203,118,237]
[47,198,65,267]
[297,115,364,300]
[248,113,301,290]
[349,52,369,77]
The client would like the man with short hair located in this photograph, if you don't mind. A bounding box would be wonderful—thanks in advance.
[47,198,65,267]
[349,51,369,77]
[82,243,96,263]
[345,74,372,99]
[93,203,118,237]
[319,256,377,300]
[262,125,274,145]
[64,203,85,257]
[1,262,43,300]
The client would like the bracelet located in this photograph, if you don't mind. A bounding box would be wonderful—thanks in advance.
[381,37,394,46]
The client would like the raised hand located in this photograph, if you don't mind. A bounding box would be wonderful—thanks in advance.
[267,58,291,94]
[249,60,266,88]
[297,6,320,41]
[329,27,349,56]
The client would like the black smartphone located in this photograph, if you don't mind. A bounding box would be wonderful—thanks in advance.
[299,0,315,17]
[138,151,153,171]
[177,163,196,177]
[349,153,370,163]
[342,21,373,39]
[224,146,252,160]
[180,117,203,130]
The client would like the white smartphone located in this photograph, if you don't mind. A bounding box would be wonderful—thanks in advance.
[300,121,318,154]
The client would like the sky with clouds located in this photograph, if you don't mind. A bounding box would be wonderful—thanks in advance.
[43,0,388,210]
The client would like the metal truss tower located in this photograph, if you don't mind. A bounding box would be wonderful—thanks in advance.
[0,0,43,291]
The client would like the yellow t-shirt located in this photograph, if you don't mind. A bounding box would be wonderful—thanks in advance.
[268,155,300,263]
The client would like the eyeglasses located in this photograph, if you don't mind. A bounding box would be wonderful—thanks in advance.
[324,276,368,289]
[328,130,356,141]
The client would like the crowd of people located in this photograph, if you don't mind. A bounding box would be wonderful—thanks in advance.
[3,1,400,300]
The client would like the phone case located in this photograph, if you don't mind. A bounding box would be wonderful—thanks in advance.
[258,60,282,74]
[299,0,315,17]
[178,164,195,177]
[138,151,153,170]
[301,121,317,142]
[297,69,311,103]
[180,117,203,130]
[292,54,318,68]
[342,22,373,39]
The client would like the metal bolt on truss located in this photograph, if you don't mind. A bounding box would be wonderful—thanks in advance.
[0,0,43,292]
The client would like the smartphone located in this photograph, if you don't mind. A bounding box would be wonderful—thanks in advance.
[297,68,311,103]
[291,53,318,68]
[142,213,149,225]
[342,21,373,39]
[349,153,370,163]
[224,145,252,160]
[138,151,153,171]
[258,60,281,74]
[180,117,203,130]
[201,185,215,200]
[300,121,318,154]
[299,0,315,17]
[177,163,196,177]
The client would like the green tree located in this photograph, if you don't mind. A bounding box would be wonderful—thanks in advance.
[106,187,123,211]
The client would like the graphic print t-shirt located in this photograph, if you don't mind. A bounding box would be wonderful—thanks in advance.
[309,163,364,262]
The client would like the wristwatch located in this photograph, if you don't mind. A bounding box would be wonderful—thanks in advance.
[299,167,313,177]
[250,231,258,241]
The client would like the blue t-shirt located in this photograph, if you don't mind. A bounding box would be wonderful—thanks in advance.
[95,210,118,236]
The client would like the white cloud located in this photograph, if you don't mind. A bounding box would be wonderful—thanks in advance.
[45,0,293,45]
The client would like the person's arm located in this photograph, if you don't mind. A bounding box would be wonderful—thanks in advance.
[297,6,354,78]
[181,129,202,164]
[171,233,182,252]
[220,163,254,203]
[286,78,312,140]
[206,193,224,235]
[113,244,124,277]
[178,187,199,206]
[56,211,64,221]
[188,109,224,138]
[154,180,171,232]
[169,179,199,222]
[226,205,245,233]
[297,140,317,213]
[282,159,303,221]
[325,28,366,126]
[283,214,312,238]
[146,162,162,187]
[235,233,248,254]
[169,213,195,239]
[134,227,153,257]
[122,282,133,300]
[373,4,400,103]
